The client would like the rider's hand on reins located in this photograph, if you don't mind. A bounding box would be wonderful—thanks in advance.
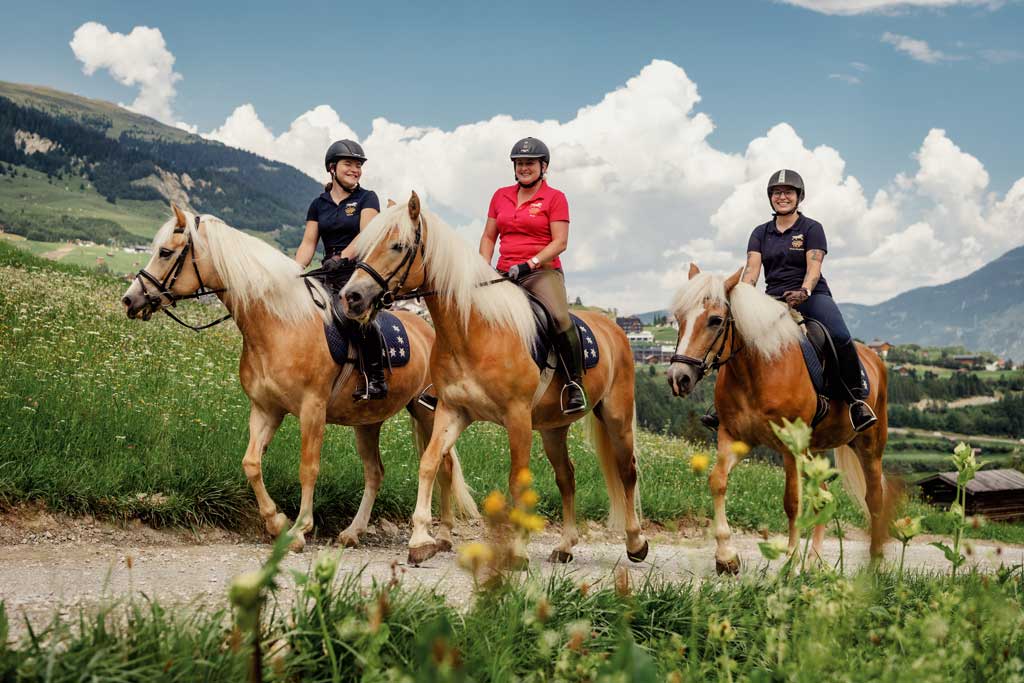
[782,289,809,308]
[507,261,533,281]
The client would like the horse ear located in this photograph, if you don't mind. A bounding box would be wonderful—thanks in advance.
[387,199,397,208]
[688,263,701,279]
[408,191,421,222]
[172,204,187,228]
[724,267,743,293]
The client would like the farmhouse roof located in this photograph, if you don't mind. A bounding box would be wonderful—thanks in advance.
[918,469,1024,494]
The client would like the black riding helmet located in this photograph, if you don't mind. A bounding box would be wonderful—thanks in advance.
[767,169,804,215]
[510,137,550,165]
[324,139,367,171]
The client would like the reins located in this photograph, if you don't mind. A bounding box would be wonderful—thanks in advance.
[133,215,232,332]
[669,302,744,379]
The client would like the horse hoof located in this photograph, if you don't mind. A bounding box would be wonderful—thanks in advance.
[626,540,650,563]
[268,513,291,537]
[436,538,453,553]
[289,536,306,554]
[407,543,438,567]
[715,556,740,575]
[549,549,574,564]
[338,532,360,549]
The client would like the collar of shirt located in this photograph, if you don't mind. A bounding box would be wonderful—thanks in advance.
[497,179,556,207]
[320,185,364,205]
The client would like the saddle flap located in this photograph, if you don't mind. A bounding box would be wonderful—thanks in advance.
[322,310,411,369]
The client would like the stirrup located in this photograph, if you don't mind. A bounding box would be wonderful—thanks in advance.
[849,399,878,433]
[352,372,387,401]
[560,381,587,415]
[416,384,438,411]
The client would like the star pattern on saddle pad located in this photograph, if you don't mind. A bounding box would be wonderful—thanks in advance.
[573,315,600,370]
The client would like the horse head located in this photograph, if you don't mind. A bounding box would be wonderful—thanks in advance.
[121,205,223,321]
[666,263,742,397]
[342,191,429,323]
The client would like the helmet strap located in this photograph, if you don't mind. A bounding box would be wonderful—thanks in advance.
[331,165,358,193]
[514,161,545,189]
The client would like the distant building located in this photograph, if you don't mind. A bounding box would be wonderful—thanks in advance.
[952,354,983,368]
[918,469,1024,522]
[626,331,654,344]
[616,316,643,333]
[867,340,892,358]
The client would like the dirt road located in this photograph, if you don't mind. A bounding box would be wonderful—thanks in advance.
[1,510,1018,637]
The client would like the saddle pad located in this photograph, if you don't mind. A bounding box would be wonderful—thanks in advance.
[322,310,411,368]
[531,313,600,371]
[799,336,826,395]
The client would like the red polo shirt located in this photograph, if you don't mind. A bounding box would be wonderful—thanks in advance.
[487,180,570,271]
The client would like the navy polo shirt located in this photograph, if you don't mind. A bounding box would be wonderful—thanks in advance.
[305,186,381,258]
[747,213,831,297]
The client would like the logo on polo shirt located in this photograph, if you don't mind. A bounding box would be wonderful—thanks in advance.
[529,200,543,216]
[790,234,805,250]
[344,202,358,216]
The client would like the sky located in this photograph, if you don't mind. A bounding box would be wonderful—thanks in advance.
[1,0,1023,313]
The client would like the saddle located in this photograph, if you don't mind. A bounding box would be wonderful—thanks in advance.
[322,310,411,369]
[798,316,869,427]
[526,294,600,372]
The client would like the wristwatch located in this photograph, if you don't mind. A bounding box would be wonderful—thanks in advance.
[530,256,541,267]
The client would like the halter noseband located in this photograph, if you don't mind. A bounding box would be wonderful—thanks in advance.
[353,217,427,311]
[133,214,231,332]
[669,302,743,380]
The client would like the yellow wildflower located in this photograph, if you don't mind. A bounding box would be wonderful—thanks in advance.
[516,468,533,488]
[690,453,710,474]
[482,490,506,517]
[520,489,540,509]
[510,508,546,532]
[457,542,494,570]
[729,441,750,457]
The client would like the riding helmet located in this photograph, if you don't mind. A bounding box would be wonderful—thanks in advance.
[767,169,805,202]
[325,139,367,170]
[509,137,550,166]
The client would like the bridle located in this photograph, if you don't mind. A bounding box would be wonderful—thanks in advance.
[669,301,743,380]
[133,214,231,332]
[353,217,428,311]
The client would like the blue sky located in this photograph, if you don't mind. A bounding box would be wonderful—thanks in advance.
[1,0,1022,311]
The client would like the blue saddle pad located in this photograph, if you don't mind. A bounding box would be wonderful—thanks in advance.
[799,320,869,398]
[322,310,411,368]
[531,313,600,371]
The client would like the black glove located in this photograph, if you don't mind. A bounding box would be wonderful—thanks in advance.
[507,261,533,281]
[323,255,352,273]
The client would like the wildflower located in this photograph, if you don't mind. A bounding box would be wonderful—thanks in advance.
[482,491,506,518]
[690,453,710,474]
[457,542,494,572]
[803,456,833,482]
[758,536,789,561]
[510,508,546,532]
[708,617,736,643]
[565,620,591,651]
[515,468,533,489]
[614,566,630,597]
[890,516,923,543]
[520,488,540,509]
[729,441,750,457]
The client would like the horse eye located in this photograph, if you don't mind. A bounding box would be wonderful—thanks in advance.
[158,248,174,259]
[390,243,404,252]
[708,315,723,327]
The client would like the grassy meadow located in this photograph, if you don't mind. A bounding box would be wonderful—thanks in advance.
[0,240,1021,543]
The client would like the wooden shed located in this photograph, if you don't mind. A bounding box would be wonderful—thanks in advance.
[917,469,1024,521]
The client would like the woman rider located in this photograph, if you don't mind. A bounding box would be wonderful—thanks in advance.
[738,169,877,432]
[295,139,386,400]
[478,137,586,414]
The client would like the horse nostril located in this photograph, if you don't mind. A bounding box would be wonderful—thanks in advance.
[345,290,362,304]
[122,296,132,307]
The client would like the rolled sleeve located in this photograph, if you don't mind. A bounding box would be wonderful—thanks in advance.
[747,226,764,253]
[806,222,828,253]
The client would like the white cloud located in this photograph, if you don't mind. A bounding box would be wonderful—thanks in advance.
[980,48,1024,63]
[881,32,959,63]
[828,73,863,84]
[69,22,187,127]
[777,0,1003,15]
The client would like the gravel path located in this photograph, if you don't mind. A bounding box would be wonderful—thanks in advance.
[1,509,1019,638]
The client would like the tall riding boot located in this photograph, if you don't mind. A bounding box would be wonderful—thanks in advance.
[353,323,388,401]
[836,341,877,432]
[554,326,587,414]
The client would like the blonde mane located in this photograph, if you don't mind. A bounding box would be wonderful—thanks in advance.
[152,211,330,325]
[670,273,802,360]
[353,201,536,351]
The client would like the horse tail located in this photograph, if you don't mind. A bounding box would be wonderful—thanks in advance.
[584,409,630,532]
[412,416,479,519]
[446,445,479,519]
[835,444,872,517]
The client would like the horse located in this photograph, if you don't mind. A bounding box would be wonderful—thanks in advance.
[666,264,890,573]
[120,205,478,552]
[341,192,647,566]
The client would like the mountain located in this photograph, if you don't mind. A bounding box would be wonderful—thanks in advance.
[0,81,318,236]
[843,244,1024,360]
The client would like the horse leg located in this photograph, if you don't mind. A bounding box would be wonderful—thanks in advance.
[408,403,468,566]
[783,452,801,555]
[857,451,887,560]
[241,403,287,537]
[590,404,648,562]
[338,422,384,548]
[711,432,740,574]
[289,398,327,553]
[505,404,535,567]
[409,402,459,553]
[540,426,578,563]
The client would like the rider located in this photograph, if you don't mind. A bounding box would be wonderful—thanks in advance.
[296,139,387,400]
[727,169,877,432]
[478,137,587,414]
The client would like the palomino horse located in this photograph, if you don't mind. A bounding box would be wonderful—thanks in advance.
[666,264,889,572]
[121,206,477,551]
[342,193,647,566]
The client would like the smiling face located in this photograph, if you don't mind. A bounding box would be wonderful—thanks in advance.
[332,158,363,191]
[514,158,544,185]
[770,186,798,214]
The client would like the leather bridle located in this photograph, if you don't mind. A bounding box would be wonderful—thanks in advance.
[669,302,743,380]
[132,214,231,331]
[353,217,428,311]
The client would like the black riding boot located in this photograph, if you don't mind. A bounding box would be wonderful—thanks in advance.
[554,326,587,414]
[353,324,388,401]
[700,411,720,431]
[836,341,877,432]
